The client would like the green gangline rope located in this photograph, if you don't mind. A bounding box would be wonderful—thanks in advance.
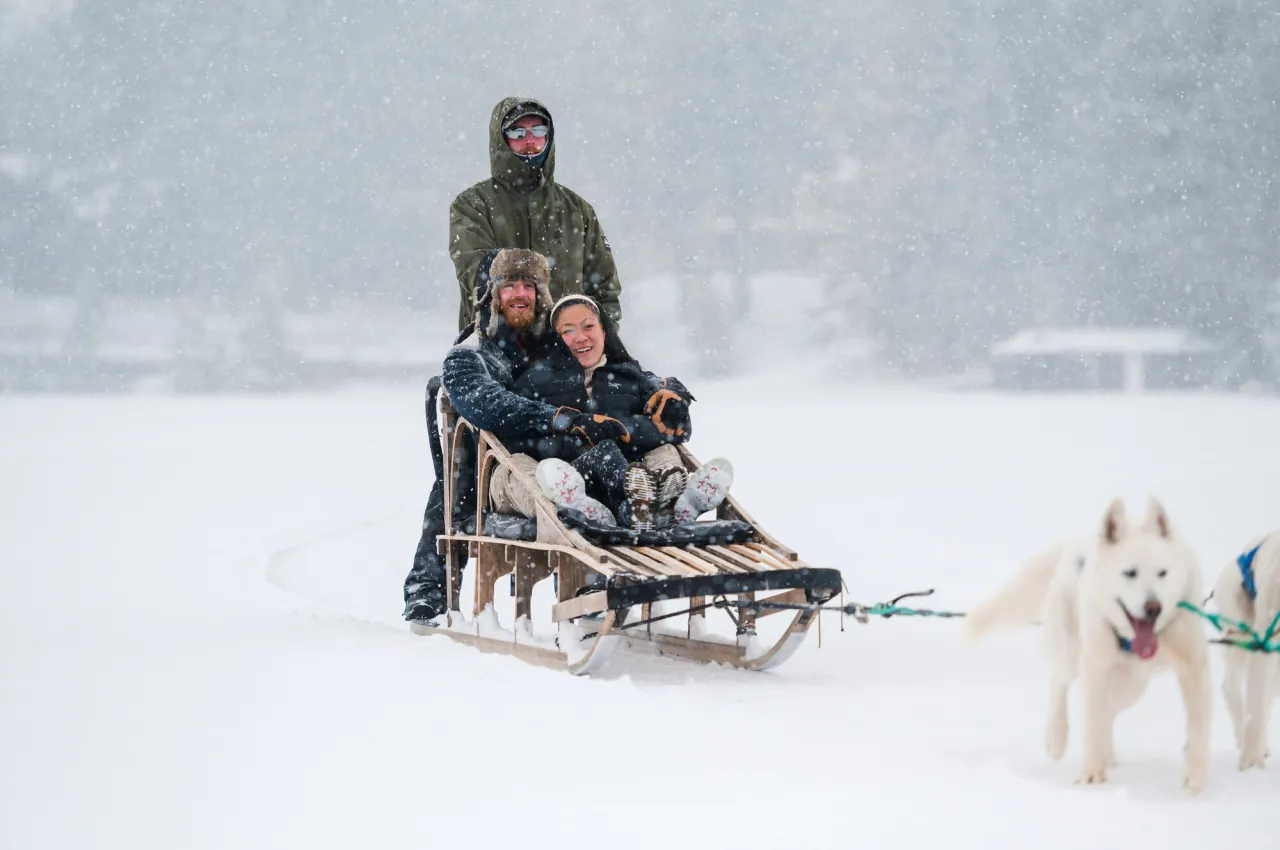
[1177,600,1280,653]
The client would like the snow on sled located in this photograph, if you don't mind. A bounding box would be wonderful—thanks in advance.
[411,387,843,675]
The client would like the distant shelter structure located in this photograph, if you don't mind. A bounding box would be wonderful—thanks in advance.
[989,326,1224,394]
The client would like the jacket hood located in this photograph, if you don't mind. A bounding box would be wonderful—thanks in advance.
[488,96,556,192]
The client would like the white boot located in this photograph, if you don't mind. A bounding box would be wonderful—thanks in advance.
[535,459,617,527]
[673,457,734,525]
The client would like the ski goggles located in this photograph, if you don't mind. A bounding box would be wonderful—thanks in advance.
[503,125,549,140]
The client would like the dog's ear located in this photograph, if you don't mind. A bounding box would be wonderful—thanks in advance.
[1101,497,1127,545]
[1142,496,1172,539]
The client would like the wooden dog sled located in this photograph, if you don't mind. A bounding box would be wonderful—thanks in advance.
[410,388,843,676]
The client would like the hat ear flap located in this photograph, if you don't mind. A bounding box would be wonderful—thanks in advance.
[473,250,499,338]
[531,278,555,338]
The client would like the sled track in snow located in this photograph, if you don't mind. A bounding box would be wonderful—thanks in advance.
[262,514,407,628]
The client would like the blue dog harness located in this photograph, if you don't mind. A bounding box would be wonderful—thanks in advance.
[1238,545,1261,601]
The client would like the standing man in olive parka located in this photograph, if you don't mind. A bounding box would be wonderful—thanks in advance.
[401,99,623,624]
[450,96,623,333]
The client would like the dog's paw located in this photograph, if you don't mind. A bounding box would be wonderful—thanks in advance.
[1239,727,1269,771]
[1238,748,1267,771]
[1045,723,1068,761]
[1183,758,1209,794]
[1075,763,1109,786]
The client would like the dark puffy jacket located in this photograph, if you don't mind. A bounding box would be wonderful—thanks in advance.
[441,324,561,444]
[443,314,692,465]
[506,309,693,461]
[508,347,684,462]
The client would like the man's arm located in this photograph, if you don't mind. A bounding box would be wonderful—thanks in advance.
[449,195,500,333]
[580,200,622,327]
[442,347,561,440]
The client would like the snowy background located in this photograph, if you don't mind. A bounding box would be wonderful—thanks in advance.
[2,4,1280,847]
[2,1,1279,390]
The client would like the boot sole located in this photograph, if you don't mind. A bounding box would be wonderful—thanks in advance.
[623,464,656,530]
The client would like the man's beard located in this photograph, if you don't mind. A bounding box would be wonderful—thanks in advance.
[500,302,536,330]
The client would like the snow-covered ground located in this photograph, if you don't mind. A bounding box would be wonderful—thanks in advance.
[3,375,1278,849]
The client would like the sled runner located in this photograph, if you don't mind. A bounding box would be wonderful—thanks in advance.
[410,386,843,675]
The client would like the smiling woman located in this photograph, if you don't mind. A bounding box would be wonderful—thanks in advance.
[552,297,605,369]
[492,293,735,532]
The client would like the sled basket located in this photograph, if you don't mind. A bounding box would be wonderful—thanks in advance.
[414,385,843,675]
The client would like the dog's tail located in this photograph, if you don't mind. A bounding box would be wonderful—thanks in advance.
[962,539,1077,644]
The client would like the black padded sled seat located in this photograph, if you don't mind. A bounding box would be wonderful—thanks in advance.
[556,507,756,547]
[481,512,537,541]
[481,509,758,547]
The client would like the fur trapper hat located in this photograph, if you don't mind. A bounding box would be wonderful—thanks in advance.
[476,248,555,339]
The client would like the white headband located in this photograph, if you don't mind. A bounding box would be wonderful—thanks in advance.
[550,293,600,326]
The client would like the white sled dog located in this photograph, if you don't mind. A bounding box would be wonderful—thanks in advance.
[963,497,1212,793]
[1212,529,1279,770]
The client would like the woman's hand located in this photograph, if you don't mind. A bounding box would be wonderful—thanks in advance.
[643,388,691,438]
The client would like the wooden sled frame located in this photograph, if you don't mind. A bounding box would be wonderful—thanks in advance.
[410,387,841,675]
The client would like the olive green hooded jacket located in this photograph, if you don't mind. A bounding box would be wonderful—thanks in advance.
[449,96,622,332]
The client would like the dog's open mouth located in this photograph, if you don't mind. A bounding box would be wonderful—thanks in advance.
[1121,604,1160,660]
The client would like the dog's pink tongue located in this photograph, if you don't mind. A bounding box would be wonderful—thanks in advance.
[1131,620,1159,659]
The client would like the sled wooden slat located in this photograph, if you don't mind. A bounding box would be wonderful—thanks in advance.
[604,546,684,577]
[658,547,727,576]
[605,547,678,577]
[473,542,513,616]
[632,546,710,577]
[640,548,703,576]
[753,587,809,618]
[729,543,791,571]
[744,544,796,571]
[599,545,680,578]
[692,547,753,574]
[474,435,495,544]
[661,546,732,576]
[551,591,608,622]
[707,545,772,573]
[726,543,785,570]
[513,547,554,624]
[743,542,810,568]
